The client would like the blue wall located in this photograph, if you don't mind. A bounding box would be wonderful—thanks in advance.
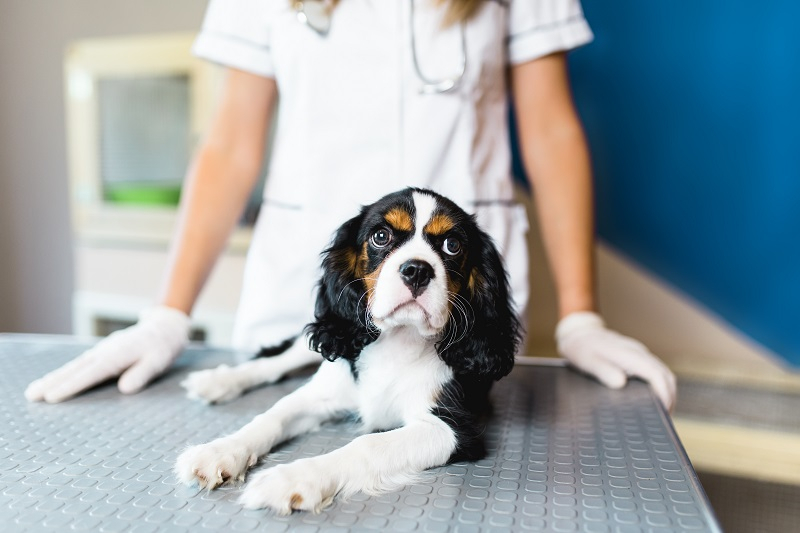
[566,1,800,365]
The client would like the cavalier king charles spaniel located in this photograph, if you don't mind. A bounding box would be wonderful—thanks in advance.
[175,188,521,513]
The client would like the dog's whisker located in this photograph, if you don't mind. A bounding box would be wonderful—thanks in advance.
[360,287,380,334]
[355,290,370,320]
[444,267,466,280]
[438,291,474,352]
[336,277,367,303]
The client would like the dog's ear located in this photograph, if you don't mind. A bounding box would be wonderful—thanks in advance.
[437,226,520,381]
[305,211,377,362]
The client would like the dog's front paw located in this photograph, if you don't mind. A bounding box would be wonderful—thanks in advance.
[239,459,338,514]
[175,438,257,489]
[180,364,248,404]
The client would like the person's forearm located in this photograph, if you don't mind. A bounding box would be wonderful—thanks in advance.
[510,54,596,319]
[156,69,277,316]
[157,143,263,315]
[524,122,596,319]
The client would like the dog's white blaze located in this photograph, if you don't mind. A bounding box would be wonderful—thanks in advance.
[370,192,450,335]
[411,191,437,238]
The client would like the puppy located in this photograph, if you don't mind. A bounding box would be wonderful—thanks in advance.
[175,188,520,513]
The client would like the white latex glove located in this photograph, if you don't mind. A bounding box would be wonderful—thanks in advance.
[556,311,677,411]
[25,306,190,403]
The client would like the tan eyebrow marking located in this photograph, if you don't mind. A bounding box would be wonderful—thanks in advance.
[424,213,455,236]
[384,207,414,232]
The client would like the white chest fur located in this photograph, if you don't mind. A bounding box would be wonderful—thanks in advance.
[353,327,453,432]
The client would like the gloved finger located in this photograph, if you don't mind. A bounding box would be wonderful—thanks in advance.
[644,369,675,412]
[118,356,165,394]
[605,346,676,411]
[25,378,53,402]
[25,351,99,401]
[570,356,628,390]
[42,358,123,403]
[652,365,677,412]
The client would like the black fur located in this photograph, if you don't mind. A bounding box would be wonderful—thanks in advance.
[434,211,521,381]
[305,211,379,362]
[432,373,494,463]
[255,337,297,358]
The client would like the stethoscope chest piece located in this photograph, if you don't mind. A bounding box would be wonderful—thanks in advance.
[293,0,333,37]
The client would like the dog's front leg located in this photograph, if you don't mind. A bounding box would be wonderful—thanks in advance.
[181,338,321,403]
[174,360,356,489]
[239,415,457,513]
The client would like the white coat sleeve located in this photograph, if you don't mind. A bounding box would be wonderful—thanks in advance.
[507,0,594,65]
[192,0,281,78]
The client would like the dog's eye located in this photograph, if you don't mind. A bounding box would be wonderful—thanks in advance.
[370,228,393,248]
[442,237,462,256]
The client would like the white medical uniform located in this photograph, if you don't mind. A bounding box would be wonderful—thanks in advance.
[193,0,593,351]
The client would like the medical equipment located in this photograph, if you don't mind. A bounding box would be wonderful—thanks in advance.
[292,0,332,35]
[292,0,466,94]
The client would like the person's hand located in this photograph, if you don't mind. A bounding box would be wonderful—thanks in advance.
[556,311,677,411]
[25,306,190,403]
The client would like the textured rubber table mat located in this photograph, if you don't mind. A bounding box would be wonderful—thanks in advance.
[0,335,721,532]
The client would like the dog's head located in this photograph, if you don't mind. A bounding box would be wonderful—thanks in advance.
[306,188,520,380]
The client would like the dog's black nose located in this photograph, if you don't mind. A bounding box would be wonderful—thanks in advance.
[400,259,434,297]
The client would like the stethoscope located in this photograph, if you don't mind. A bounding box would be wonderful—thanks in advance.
[292,0,466,94]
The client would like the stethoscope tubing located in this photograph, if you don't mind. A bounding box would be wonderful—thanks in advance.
[293,0,467,94]
[408,0,466,94]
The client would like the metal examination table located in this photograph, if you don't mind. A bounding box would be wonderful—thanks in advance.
[0,335,721,532]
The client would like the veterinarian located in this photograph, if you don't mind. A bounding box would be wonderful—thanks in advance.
[26,0,676,409]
